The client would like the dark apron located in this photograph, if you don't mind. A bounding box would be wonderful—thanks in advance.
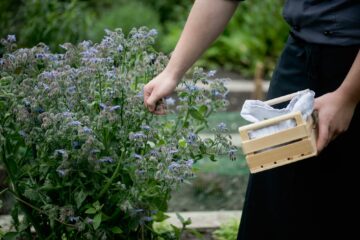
[237,34,360,240]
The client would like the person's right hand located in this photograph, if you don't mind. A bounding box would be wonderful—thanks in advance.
[143,71,180,114]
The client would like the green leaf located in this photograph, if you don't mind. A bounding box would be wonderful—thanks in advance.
[93,213,102,230]
[178,139,187,148]
[175,212,185,224]
[85,208,96,214]
[189,107,204,121]
[199,105,208,115]
[153,211,170,222]
[111,227,123,234]
[75,190,87,209]
[2,232,20,240]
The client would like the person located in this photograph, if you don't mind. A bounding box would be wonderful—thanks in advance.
[143,0,360,239]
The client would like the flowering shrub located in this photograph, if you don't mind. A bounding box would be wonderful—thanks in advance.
[0,28,236,239]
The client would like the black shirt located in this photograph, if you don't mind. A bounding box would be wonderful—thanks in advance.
[234,0,360,46]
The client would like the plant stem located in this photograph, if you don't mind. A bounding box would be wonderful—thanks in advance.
[1,145,46,239]
[97,150,126,199]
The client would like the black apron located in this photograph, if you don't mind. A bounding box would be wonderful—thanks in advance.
[237,34,360,240]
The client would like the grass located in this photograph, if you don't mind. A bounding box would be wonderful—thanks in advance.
[194,152,248,176]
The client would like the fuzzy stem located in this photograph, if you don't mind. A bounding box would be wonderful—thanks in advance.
[97,150,126,199]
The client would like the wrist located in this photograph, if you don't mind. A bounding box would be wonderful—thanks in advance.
[335,87,360,106]
[162,66,184,83]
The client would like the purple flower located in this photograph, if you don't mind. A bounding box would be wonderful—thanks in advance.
[136,169,145,175]
[35,53,45,60]
[187,132,197,145]
[228,149,237,161]
[207,70,217,77]
[150,149,159,157]
[132,32,145,39]
[165,97,175,106]
[168,162,180,171]
[117,44,124,53]
[62,111,72,118]
[217,122,227,131]
[66,86,76,94]
[7,35,16,43]
[18,130,27,137]
[141,125,151,131]
[141,216,153,222]
[129,132,146,140]
[99,103,107,110]
[98,156,114,163]
[147,29,158,37]
[168,148,179,154]
[186,159,194,167]
[132,153,143,160]
[68,216,80,223]
[68,121,81,126]
[110,105,121,112]
[186,85,199,92]
[85,217,93,224]
[56,169,66,177]
[54,149,66,156]
[82,127,92,134]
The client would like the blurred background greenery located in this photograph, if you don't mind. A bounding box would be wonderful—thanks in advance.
[0,0,288,79]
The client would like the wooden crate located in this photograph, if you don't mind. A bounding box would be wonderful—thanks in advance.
[238,91,317,173]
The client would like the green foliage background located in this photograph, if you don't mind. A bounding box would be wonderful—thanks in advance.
[0,0,288,77]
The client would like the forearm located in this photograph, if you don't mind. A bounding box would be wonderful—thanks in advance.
[337,50,360,104]
[164,0,239,79]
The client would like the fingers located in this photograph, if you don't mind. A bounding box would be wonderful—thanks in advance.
[316,121,330,153]
[146,93,160,112]
[143,84,167,114]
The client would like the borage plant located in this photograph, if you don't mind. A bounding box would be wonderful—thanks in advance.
[0,28,237,239]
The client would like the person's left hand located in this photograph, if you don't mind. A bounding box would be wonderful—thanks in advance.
[314,91,357,152]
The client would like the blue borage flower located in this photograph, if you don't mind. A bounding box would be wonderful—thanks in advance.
[228,149,237,161]
[132,153,143,160]
[129,132,146,140]
[7,35,16,43]
[217,122,227,131]
[54,149,66,156]
[207,70,217,77]
[110,105,121,111]
[68,216,80,223]
[56,169,66,177]
[165,97,176,106]
[98,157,114,163]
[68,120,81,126]
[187,132,197,145]
[141,125,150,131]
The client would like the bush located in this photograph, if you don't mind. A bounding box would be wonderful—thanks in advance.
[0,0,93,52]
[213,218,240,240]
[90,2,163,43]
[200,0,289,78]
[0,28,237,239]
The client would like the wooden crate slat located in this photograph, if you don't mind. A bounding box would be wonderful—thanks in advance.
[238,111,302,133]
[241,123,308,154]
[246,138,316,172]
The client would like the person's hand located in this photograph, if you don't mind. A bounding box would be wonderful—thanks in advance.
[314,91,357,152]
[143,71,180,114]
